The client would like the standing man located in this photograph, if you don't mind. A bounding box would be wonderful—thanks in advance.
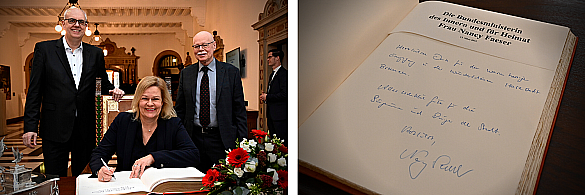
[23,7,124,177]
[175,31,247,172]
[259,49,288,145]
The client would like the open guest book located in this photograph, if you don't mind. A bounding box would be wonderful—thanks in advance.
[76,167,205,194]
[299,0,577,194]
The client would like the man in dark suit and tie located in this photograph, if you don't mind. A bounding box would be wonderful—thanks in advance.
[260,49,288,146]
[22,7,124,177]
[175,31,247,173]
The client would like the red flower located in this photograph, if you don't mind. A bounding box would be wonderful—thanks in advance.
[251,129,268,140]
[259,174,273,188]
[202,169,220,187]
[217,173,228,182]
[228,148,249,167]
[277,170,288,189]
[257,150,267,167]
[278,144,288,154]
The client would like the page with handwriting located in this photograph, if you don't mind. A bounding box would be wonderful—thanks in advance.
[76,172,148,194]
[298,0,419,125]
[299,2,569,194]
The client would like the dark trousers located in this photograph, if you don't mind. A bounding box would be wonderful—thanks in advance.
[267,116,288,147]
[193,126,225,173]
[43,117,95,177]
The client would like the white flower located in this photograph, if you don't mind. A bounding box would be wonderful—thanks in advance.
[249,139,257,148]
[244,161,257,172]
[234,167,244,177]
[242,145,251,152]
[239,138,248,147]
[268,153,277,162]
[265,143,274,152]
[240,139,252,152]
[277,157,287,167]
[267,168,278,185]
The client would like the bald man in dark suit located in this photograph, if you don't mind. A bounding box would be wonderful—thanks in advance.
[175,31,247,173]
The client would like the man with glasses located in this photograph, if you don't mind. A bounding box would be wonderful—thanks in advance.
[175,31,247,173]
[23,7,124,177]
[260,49,287,146]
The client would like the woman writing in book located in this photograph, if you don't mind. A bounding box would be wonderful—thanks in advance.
[90,76,200,182]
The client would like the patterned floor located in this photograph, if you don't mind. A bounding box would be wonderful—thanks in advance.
[0,121,44,173]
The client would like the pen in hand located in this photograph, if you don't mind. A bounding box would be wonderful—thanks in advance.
[100,158,116,180]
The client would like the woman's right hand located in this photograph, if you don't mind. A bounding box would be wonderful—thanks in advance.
[98,166,116,182]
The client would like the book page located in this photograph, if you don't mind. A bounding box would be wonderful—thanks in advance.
[76,168,204,194]
[299,2,569,194]
[393,1,569,69]
[140,167,205,191]
[76,172,148,194]
[298,0,419,125]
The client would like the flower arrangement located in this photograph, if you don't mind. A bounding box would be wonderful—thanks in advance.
[202,130,288,195]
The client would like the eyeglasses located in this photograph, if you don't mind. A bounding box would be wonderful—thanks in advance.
[192,41,215,49]
[64,18,88,26]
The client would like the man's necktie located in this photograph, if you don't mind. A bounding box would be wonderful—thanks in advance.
[200,66,210,127]
[267,71,275,92]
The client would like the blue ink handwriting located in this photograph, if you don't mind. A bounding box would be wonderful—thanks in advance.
[478,123,500,135]
[379,64,408,76]
[377,84,399,93]
[400,149,474,179]
[432,112,453,125]
[410,107,423,115]
[400,149,429,179]
[401,126,435,146]
[449,69,494,83]
[461,121,471,127]
[432,155,474,178]
[508,73,529,83]
[426,96,445,107]
[389,53,416,67]
[504,83,540,95]
[371,95,403,110]
[433,53,449,62]
[396,45,427,56]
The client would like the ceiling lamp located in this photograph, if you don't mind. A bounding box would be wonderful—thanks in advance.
[93,23,101,42]
[54,0,90,36]
[85,26,92,36]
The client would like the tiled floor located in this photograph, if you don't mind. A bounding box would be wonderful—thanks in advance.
[1,121,44,172]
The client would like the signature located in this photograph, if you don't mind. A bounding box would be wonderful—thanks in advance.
[400,149,473,179]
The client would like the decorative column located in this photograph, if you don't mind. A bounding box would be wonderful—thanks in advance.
[95,78,103,146]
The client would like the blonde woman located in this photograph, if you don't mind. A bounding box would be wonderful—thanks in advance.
[90,76,199,181]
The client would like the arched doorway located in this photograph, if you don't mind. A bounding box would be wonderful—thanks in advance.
[153,50,182,102]
[252,0,288,131]
[24,52,34,94]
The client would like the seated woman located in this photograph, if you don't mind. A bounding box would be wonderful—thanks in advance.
[90,76,199,182]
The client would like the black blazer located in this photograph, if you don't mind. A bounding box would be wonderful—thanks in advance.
[175,59,247,149]
[89,112,200,173]
[24,36,114,142]
[266,67,288,121]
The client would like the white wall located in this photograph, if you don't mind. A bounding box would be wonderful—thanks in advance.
[0,25,25,119]
[204,0,266,110]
